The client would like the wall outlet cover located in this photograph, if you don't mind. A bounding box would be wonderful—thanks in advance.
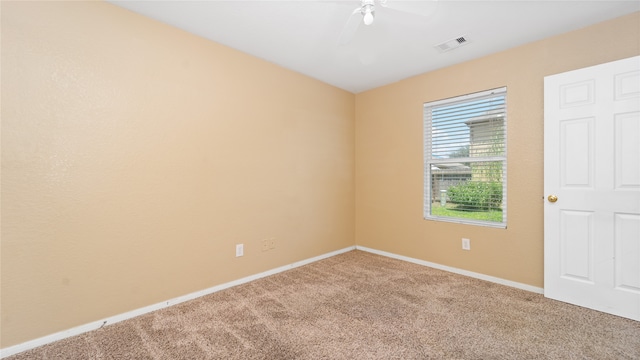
[236,244,244,257]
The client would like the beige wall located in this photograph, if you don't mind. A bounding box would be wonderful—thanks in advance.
[1,1,354,347]
[355,12,640,288]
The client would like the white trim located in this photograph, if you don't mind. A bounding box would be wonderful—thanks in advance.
[425,86,507,108]
[0,246,356,359]
[356,245,543,294]
[423,215,508,229]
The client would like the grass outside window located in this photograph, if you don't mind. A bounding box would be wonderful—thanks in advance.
[430,202,503,222]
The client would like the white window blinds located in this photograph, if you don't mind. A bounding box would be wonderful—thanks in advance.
[424,87,507,228]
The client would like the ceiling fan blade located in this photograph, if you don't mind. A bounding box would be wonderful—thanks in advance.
[338,8,362,45]
[380,0,439,17]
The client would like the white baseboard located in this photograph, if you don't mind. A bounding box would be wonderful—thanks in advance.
[0,246,356,359]
[356,246,544,294]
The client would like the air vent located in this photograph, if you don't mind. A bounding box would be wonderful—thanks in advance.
[434,36,470,53]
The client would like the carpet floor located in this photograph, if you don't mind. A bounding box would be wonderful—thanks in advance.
[7,250,640,359]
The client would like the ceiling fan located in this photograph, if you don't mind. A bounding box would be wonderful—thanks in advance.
[338,0,439,45]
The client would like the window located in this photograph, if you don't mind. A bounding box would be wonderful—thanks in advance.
[423,87,507,228]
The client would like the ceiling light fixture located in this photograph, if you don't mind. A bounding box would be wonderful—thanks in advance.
[362,1,375,25]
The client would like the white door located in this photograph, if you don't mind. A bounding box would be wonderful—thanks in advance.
[544,56,640,321]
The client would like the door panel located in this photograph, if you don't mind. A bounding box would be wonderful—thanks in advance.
[544,56,640,321]
[560,118,594,187]
[615,112,640,189]
[560,210,593,282]
[615,213,640,292]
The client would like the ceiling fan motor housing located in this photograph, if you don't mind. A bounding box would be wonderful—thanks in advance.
[361,0,375,25]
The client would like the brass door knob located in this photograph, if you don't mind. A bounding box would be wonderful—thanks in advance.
[548,195,558,203]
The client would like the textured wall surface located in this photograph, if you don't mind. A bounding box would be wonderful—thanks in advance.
[1,1,354,347]
[355,12,640,288]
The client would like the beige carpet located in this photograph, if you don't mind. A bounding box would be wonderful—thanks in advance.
[7,250,640,359]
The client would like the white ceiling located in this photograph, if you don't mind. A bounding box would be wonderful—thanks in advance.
[109,0,639,93]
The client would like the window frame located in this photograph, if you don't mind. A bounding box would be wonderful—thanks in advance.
[423,87,507,228]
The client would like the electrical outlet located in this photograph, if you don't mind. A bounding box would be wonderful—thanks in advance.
[236,244,244,257]
[269,238,276,250]
[462,238,471,251]
[261,239,269,252]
